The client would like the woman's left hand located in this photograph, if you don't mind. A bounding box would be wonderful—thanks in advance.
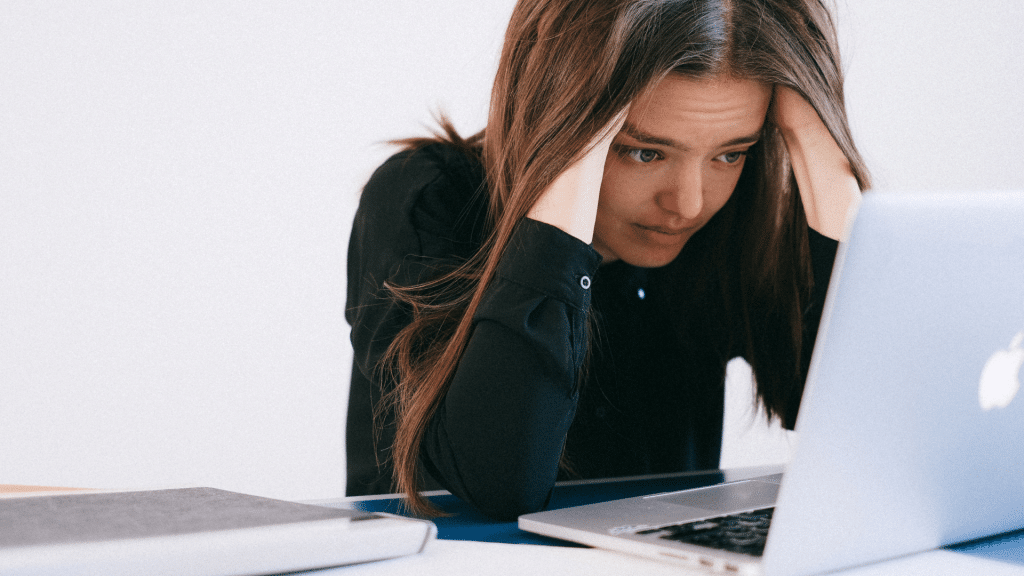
[773,86,862,241]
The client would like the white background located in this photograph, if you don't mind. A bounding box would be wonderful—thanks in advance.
[2,1,1021,500]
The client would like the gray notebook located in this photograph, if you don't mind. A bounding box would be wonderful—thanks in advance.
[1,487,435,576]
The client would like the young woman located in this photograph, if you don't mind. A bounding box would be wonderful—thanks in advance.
[346,0,870,520]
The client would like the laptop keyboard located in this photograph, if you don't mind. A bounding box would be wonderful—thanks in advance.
[635,507,774,557]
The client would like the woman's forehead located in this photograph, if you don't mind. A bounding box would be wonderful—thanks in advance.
[626,74,772,149]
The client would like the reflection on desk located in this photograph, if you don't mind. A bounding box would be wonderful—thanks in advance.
[321,466,778,545]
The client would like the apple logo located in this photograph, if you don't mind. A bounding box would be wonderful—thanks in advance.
[979,331,1024,411]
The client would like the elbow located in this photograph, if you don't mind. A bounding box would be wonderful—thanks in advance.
[463,483,553,521]
[431,462,554,521]
[420,451,556,521]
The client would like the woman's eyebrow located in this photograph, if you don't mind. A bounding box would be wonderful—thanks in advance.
[620,121,761,150]
[621,121,679,148]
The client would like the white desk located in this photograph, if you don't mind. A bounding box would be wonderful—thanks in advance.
[293,537,1024,576]
[315,464,1024,576]
[8,479,1022,575]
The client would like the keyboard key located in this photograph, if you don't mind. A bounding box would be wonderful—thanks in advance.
[638,508,774,557]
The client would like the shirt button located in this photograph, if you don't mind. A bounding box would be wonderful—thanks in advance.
[579,275,591,290]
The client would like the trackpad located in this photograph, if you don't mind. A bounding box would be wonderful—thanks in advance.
[647,480,780,512]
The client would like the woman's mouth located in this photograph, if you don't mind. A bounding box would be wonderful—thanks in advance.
[634,223,691,236]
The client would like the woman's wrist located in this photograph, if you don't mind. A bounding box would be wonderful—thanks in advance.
[526,109,628,245]
[783,129,861,241]
[774,87,861,241]
[525,144,608,244]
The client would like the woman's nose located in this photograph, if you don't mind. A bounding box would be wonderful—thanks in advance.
[659,166,703,219]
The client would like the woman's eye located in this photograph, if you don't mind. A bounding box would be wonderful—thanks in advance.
[716,151,746,164]
[626,148,660,163]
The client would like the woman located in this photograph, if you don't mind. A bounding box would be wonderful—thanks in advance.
[346,0,870,520]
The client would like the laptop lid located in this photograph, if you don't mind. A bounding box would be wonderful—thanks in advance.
[520,191,1024,575]
[763,190,1024,575]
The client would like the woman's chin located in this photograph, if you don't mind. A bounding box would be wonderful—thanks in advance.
[599,242,686,269]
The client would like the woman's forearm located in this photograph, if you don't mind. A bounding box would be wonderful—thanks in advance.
[774,86,861,241]
[526,111,627,244]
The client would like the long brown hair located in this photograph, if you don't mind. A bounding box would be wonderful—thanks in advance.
[378,0,870,516]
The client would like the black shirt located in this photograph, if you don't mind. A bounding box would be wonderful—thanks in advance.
[345,143,838,520]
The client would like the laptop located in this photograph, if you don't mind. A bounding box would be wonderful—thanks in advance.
[520,191,1024,575]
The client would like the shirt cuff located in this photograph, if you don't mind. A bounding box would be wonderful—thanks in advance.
[494,218,602,310]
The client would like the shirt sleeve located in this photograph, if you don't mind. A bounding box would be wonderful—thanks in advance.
[346,147,601,520]
[421,218,600,520]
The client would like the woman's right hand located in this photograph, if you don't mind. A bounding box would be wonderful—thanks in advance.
[526,109,628,244]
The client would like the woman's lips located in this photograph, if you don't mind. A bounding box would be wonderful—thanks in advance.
[634,223,692,236]
[629,222,702,250]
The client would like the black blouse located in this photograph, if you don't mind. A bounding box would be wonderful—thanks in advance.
[345,143,838,520]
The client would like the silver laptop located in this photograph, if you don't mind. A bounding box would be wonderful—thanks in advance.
[520,191,1024,575]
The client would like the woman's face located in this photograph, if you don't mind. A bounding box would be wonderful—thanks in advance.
[593,74,772,268]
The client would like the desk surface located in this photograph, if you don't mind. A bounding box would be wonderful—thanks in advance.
[314,464,1024,573]
[316,538,1024,576]
[5,471,1023,575]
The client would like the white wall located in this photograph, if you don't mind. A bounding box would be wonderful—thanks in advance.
[2,1,1021,499]
[839,0,1024,192]
[0,0,513,500]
